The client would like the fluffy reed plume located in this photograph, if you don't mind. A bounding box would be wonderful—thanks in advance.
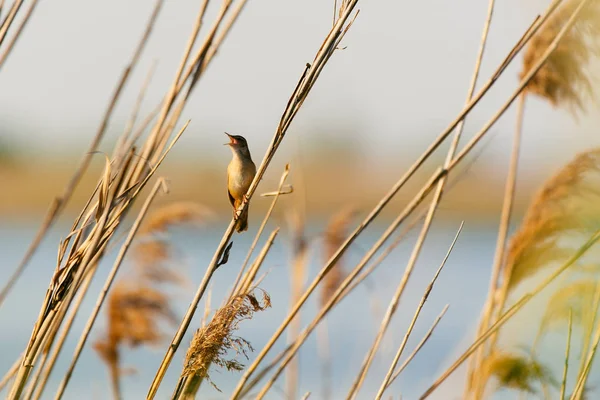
[138,201,213,235]
[177,289,270,397]
[479,350,556,394]
[320,206,356,306]
[503,148,600,292]
[94,282,178,399]
[540,280,599,333]
[133,201,211,285]
[521,0,600,111]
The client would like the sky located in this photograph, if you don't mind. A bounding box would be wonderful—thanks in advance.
[1,0,599,174]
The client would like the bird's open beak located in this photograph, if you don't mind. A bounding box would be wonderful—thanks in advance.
[224,132,235,146]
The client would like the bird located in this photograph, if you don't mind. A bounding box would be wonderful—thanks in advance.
[225,132,256,232]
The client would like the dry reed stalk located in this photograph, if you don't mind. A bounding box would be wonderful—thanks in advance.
[147,3,361,397]
[231,3,572,396]
[419,226,600,399]
[8,121,188,399]
[286,211,309,400]
[0,355,20,391]
[471,1,600,393]
[232,6,582,392]
[238,213,426,400]
[237,228,280,296]
[386,305,449,389]
[246,4,592,399]
[229,164,291,297]
[349,0,496,393]
[469,91,526,400]
[11,0,250,395]
[0,0,165,308]
[54,178,168,399]
[570,318,600,399]
[0,0,38,70]
[374,223,463,400]
[560,310,573,400]
[0,0,23,45]
[27,270,97,400]
[316,206,355,400]
[172,289,271,400]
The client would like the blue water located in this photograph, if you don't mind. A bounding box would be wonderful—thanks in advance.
[0,217,577,399]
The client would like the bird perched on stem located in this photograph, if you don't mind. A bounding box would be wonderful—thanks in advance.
[225,133,256,232]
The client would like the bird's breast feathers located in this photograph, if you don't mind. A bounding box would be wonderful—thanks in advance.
[227,158,256,198]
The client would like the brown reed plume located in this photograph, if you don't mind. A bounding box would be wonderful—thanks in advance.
[138,201,213,235]
[133,201,212,285]
[320,206,356,306]
[94,282,178,400]
[468,2,600,395]
[471,147,600,398]
[173,289,270,399]
[521,0,600,111]
[504,148,600,291]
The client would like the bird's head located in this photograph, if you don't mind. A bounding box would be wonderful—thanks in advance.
[224,132,251,158]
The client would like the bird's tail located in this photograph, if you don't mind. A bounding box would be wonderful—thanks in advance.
[234,202,249,232]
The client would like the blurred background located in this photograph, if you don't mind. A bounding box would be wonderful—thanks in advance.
[1,0,599,399]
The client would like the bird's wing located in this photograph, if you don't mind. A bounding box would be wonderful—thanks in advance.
[227,174,236,207]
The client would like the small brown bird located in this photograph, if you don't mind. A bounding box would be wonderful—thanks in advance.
[225,133,256,232]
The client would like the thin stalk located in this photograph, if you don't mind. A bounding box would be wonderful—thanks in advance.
[387,305,449,388]
[0,355,21,391]
[233,21,571,391]
[570,317,600,399]
[172,228,279,400]
[471,92,527,399]
[252,14,595,391]
[147,4,360,398]
[420,226,600,399]
[232,3,565,396]
[560,310,573,400]
[374,223,463,400]
[0,0,23,46]
[53,178,168,400]
[0,0,38,71]
[0,0,165,308]
[230,164,290,296]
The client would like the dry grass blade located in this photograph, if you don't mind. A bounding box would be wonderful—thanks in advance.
[560,310,574,400]
[370,222,463,400]
[230,3,578,395]
[0,0,38,70]
[172,289,271,399]
[570,311,600,399]
[148,3,361,398]
[419,226,600,399]
[54,178,168,400]
[387,305,449,389]
[0,0,165,309]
